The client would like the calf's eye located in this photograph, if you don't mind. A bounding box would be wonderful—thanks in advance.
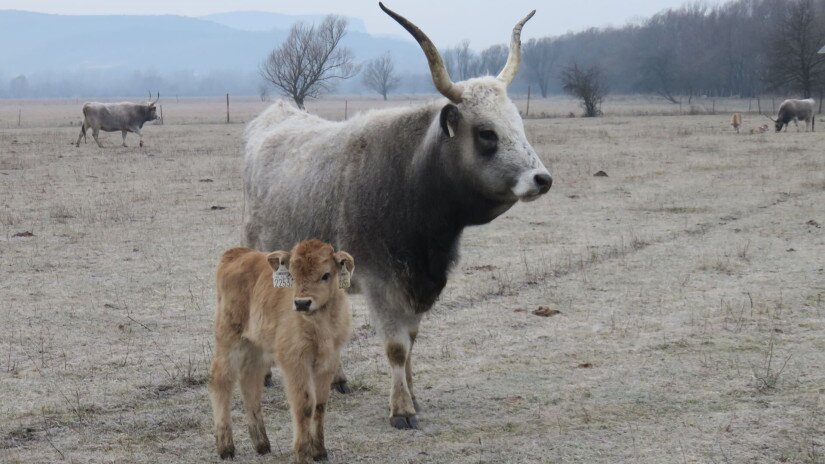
[321,273,330,281]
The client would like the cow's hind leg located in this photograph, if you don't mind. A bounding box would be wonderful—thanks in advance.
[209,341,237,459]
[92,128,103,148]
[121,130,128,147]
[239,343,271,455]
[75,123,86,147]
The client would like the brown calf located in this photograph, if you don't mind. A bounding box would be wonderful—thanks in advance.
[209,240,353,463]
[730,112,742,133]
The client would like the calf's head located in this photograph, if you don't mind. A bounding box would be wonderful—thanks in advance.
[267,239,354,314]
[380,3,551,204]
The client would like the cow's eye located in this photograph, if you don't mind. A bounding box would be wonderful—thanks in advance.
[321,273,330,281]
[479,130,498,142]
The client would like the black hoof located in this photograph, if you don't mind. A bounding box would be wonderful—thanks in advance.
[313,449,329,461]
[331,380,351,394]
[255,441,271,455]
[218,446,235,460]
[264,373,274,388]
[390,415,418,430]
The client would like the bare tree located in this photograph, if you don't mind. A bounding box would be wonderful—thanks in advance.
[443,40,482,81]
[560,63,608,117]
[257,82,270,102]
[523,37,560,97]
[260,16,358,109]
[766,0,825,98]
[479,44,508,76]
[362,53,401,100]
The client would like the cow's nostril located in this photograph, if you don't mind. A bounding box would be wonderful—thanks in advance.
[294,299,311,311]
[534,173,552,192]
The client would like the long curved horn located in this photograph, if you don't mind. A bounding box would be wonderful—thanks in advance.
[379,2,463,103]
[497,10,536,85]
[152,91,160,105]
[761,112,776,122]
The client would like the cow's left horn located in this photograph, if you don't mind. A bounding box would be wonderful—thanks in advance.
[497,10,536,86]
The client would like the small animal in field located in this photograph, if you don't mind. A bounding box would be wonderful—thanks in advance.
[209,240,354,463]
[75,97,159,148]
[768,98,816,132]
[750,124,769,134]
[730,112,742,133]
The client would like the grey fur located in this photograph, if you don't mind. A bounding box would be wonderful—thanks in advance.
[76,101,158,148]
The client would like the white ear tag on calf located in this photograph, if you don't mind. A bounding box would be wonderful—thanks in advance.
[447,125,455,138]
[338,266,352,289]
[272,264,293,288]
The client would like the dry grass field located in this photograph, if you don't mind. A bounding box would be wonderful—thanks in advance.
[1,96,824,463]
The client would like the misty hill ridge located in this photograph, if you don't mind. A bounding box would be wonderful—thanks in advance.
[0,10,424,74]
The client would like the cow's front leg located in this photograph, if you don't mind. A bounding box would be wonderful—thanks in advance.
[382,316,421,430]
[121,130,128,147]
[134,127,144,147]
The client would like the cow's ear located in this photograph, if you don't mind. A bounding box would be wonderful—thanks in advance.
[267,251,290,271]
[268,251,292,288]
[440,104,461,138]
[333,251,354,289]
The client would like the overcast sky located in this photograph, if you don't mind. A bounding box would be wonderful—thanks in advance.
[0,0,723,48]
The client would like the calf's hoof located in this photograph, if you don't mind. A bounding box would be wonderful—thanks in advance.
[390,414,418,430]
[217,445,235,460]
[139,141,144,147]
[331,380,351,394]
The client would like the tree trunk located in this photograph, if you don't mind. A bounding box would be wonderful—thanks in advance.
[382,93,387,101]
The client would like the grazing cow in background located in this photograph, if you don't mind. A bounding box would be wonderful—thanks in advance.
[209,240,354,462]
[75,97,159,148]
[769,98,815,132]
[730,112,742,133]
[243,2,551,430]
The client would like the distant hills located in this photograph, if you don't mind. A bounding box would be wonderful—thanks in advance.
[0,10,428,97]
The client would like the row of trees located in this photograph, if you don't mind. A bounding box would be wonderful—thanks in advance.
[259,0,825,115]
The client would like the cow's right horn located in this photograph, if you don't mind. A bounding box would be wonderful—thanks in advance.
[497,10,536,86]
[379,2,463,103]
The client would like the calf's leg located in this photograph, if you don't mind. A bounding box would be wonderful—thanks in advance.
[282,361,315,464]
[239,344,271,455]
[209,343,237,459]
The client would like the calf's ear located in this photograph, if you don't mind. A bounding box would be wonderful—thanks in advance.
[440,104,461,138]
[267,251,292,288]
[333,251,354,288]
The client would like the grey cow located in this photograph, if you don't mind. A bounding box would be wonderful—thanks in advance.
[76,98,159,148]
[241,3,552,434]
[770,98,816,132]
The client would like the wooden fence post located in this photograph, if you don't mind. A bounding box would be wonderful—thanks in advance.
[344,100,348,120]
[226,93,230,124]
[526,85,531,117]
